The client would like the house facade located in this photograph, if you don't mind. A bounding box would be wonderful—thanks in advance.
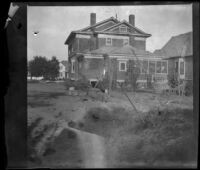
[65,13,168,85]
[58,60,69,80]
[154,32,193,82]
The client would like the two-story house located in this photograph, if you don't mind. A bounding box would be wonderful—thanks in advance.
[65,13,168,85]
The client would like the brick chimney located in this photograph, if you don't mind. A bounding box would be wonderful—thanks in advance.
[90,13,96,26]
[129,14,135,27]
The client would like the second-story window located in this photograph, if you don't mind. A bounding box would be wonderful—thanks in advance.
[106,38,112,46]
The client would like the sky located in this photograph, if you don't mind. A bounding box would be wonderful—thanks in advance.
[28,4,192,61]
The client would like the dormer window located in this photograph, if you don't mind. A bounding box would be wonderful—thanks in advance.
[120,25,127,32]
[106,38,112,46]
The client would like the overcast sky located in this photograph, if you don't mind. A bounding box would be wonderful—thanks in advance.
[28,4,192,61]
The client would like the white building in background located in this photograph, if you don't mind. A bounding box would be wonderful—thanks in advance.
[58,60,69,79]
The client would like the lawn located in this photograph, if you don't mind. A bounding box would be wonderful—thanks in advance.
[27,81,196,168]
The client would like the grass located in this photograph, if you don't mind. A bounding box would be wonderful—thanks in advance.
[75,106,196,168]
[27,117,56,165]
[27,82,195,168]
[41,128,83,168]
[28,91,66,108]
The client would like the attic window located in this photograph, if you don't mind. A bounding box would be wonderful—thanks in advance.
[120,26,127,32]
[106,38,112,46]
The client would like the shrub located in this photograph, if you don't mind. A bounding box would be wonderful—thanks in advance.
[65,78,75,90]
[74,78,91,91]
[185,80,193,96]
[96,76,109,91]
[167,74,179,88]
[65,78,91,91]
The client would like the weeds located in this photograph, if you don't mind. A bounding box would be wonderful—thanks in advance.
[77,106,196,167]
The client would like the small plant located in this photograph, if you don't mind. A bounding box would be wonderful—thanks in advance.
[65,78,75,90]
[185,80,193,96]
[167,73,179,88]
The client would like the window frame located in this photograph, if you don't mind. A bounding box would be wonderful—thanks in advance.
[71,60,75,73]
[120,25,128,33]
[161,61,168,74]
[179,61,185,76]
[119,61,127,72]
[106,37,112,46]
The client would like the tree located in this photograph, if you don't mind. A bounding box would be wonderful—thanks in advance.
[29,56,48,78]
[29,56,59,80]
[44,56,59,80]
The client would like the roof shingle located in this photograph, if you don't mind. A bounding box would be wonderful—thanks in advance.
[154,32,192,58]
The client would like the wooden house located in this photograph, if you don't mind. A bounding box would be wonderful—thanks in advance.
[64,13,168,85]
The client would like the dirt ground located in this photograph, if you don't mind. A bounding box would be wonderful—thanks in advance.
[27,81,194,168]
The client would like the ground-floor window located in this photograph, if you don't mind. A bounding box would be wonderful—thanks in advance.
[119,61,127,71]
[137,59,167,75]
[179,61,185,75]
[156,61,167,74]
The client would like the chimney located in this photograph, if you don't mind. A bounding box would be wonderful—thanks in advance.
[90,13,96,26]
[129,14,135,27]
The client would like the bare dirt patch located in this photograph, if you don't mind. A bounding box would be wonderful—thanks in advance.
[28,82,195,168]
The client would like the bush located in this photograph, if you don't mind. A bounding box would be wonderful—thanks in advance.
[185,80,193,96]
[65,79,75,90]
[74,78,91,91]
[167,74,179,88]
[65,78,91,91]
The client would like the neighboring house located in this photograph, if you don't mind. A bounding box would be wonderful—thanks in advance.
[65,13,168,84]
[154,32,193,82]
[58,60,69,79]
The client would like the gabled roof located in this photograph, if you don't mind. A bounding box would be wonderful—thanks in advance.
[76,17,119,32]
[85,45,152,56]
[102,20,151,37]
[154,32,192,58]
[65,15,151,45]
